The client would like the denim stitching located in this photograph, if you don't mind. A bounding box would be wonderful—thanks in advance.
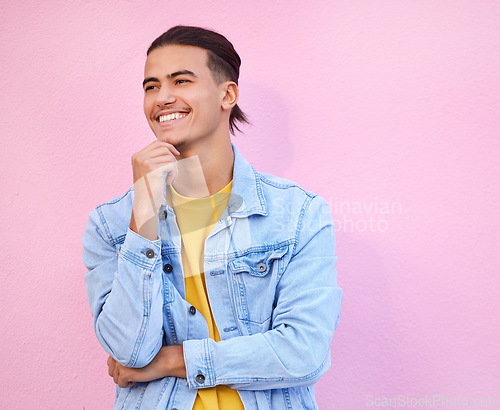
[283,388,292,409]
[291,194,315,257]
[126,274,151,367]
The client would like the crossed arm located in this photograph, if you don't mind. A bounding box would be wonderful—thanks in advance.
[85,195,342,390]
[107,345,185,388]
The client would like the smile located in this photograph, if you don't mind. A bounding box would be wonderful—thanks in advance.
[158,112,188,123]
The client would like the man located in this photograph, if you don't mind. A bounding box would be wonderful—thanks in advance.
[83,25,342,409]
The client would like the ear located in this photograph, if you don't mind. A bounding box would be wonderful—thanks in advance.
[221,82,238,111]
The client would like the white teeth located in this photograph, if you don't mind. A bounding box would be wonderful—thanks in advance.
[158,113,187,123]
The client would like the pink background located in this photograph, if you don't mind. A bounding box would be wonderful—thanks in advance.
[1,1,499,409]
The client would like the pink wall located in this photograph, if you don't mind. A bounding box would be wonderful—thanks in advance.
[1,1,499,408]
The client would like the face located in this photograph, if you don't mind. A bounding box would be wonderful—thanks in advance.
[143,45,231,149]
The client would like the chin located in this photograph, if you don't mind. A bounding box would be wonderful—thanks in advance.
[155,132,181,144]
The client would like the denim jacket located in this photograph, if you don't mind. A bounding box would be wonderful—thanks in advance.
[83,145,343,409]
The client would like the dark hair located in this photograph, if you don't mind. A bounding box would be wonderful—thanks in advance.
[148,25,249,135]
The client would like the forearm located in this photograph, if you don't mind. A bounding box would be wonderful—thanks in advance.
[84,210,165,368]
[129,179,162,241]
[108,345,186,388]
[183,285,342,390]
[182,196,343,390]
[130,210,158,241]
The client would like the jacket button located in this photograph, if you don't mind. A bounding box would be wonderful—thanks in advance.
[163,263,173,273]
[195,374,205,384]
[189,306,196,315]
[145,249,155,259]
[257,262,267,272]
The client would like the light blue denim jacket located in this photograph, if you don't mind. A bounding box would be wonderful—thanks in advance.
[83,145,343,409]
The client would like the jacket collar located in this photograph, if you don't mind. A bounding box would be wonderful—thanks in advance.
[228,144,267,218]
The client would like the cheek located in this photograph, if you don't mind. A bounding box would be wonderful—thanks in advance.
[194,93,222,119]
[143,95,155,117]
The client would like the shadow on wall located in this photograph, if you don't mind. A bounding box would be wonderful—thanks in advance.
[233,80,293,177]
[317,231,407,408]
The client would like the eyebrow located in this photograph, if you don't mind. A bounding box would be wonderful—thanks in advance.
[142,70,197,87]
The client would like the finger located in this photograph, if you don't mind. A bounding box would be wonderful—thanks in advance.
[133,151,176,166]
[144,142,180,157]
[153,141,180,156]
[113,369,119,385]
[147,156,178,166]
[107,356,115,377]
[165,174,176,186]
[118,375,133,389]
[132,157,177,183]
[158,163,178,185]
[142,146,179,159]
[142,164,176,183]
[164,166,178,185]
[144,162,177,179]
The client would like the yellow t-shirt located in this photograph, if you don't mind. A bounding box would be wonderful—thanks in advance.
[166,181,244,410]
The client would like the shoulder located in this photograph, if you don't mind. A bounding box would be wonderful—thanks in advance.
[249,169,333,238]
[255,170,327,212]
[87,187,135,243]
[94,186,135,211]
[249,169,334,256]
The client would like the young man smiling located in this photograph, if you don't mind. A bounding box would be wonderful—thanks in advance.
[83,26,343,409]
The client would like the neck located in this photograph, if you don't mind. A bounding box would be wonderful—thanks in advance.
[172,134,234,197]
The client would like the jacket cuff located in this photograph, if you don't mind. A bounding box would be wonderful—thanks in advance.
[119,228,162,270]
[183,338,216,389]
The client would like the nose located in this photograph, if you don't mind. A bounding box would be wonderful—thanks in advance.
[155,85,176,107]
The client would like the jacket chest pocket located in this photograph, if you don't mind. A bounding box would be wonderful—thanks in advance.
[228,245,289,330]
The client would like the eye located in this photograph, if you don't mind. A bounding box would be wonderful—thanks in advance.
[144,85,158,92]
[175,79,190,85]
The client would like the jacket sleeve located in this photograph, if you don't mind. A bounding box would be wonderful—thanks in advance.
[182,195,343,390]
[82,207,165,368]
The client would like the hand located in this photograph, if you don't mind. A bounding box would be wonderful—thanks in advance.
[107,346,186,388]
[129,141,179,239]
[107,356,136,388]
[132,140,180,207]
[132,140,180,184]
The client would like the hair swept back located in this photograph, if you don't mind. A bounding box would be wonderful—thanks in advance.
[148,25,249,135]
